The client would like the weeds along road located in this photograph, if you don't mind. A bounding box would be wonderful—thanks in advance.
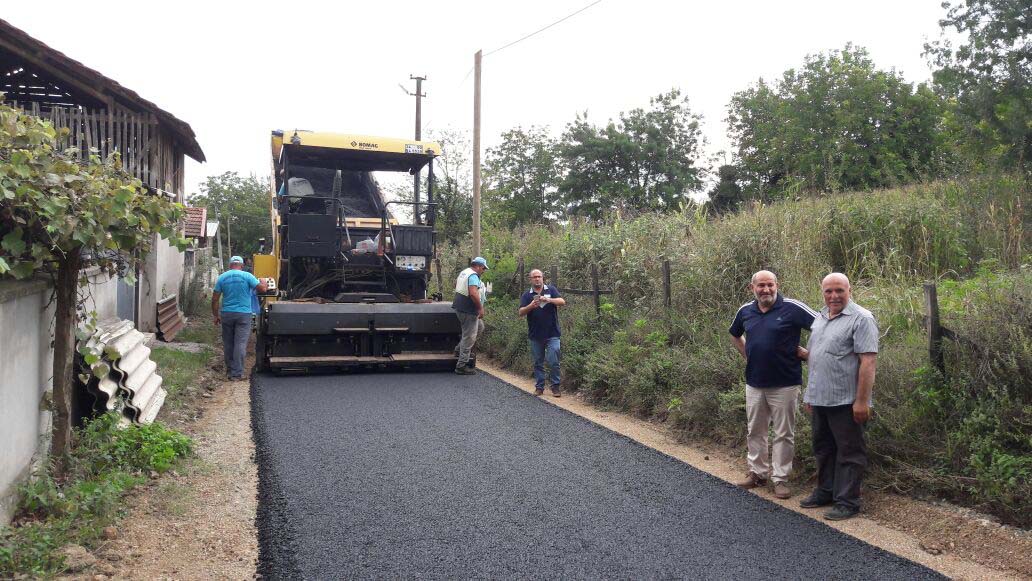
[251,371,942,580]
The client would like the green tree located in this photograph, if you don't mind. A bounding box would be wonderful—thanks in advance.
[404,129,473,245]
[925,0,1032,172]
[0,102,184,468]
[483,126,562,227]
[558,89,706,219]
[706,164,745,214]
[189,172,271,264]
[727,44,950,198]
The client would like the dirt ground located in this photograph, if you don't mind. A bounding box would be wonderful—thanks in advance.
[69,350,1030,580]
[63,333,259,581]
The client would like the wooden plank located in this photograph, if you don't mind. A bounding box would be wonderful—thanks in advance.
[662,259,671,309]
[591,263,600,314]
[924,282,945,374]
[84,109,94,156]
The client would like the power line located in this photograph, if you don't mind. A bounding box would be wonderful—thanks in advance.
[484,0,602,57]
[423,0,603,134]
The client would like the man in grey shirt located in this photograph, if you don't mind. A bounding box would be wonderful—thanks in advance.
[799,273,878,521]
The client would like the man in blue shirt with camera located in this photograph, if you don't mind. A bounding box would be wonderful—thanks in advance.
[519,269,566,397]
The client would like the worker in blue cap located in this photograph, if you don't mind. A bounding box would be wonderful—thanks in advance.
[452,257,489,375]
[212,256,267,380]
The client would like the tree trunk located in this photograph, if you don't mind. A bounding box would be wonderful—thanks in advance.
[51,248,82,475]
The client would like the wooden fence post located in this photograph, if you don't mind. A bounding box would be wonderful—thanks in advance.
[661,259,671,309]
[590,263,600,315]
[550,265,558,288]
[924,282,945,374]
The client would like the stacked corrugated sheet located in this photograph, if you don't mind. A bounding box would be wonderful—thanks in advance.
[78,319,166,425]
[157,294,185,341]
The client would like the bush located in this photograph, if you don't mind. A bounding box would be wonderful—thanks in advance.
[0,414,192,577]
[477,175,1031,526]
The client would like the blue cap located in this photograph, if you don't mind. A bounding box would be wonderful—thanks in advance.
[471,256,489,269]
[230,255,244,264]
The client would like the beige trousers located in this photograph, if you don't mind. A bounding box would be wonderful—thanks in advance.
[745,385,799,483]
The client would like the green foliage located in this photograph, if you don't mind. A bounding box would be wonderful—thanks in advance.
[0,100,186,280]
[150,346,213,407]
[477,176,1030,526]
[180,250,213,317]
[483,126,563,227]
[706,164,745,215]
[925,0,1032,172]
[189,171,271,264]
[558,89,706,219]
[727,45,951,199]
[0,414,192,577]
[400,129,475,244]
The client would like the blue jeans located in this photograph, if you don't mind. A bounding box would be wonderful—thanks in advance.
[529,336,561,389]
[221,311,252,378]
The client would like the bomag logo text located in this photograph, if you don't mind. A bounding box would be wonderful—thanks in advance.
[357,142,379,149]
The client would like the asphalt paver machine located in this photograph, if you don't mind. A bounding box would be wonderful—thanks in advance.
[252,130,462,372]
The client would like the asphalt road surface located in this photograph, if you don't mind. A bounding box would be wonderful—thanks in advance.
[251,371,942,580]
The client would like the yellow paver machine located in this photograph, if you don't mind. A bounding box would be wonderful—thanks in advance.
[252,130,463,373]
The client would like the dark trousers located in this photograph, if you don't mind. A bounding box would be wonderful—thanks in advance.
[811,404,867,510]
[221,311,252,378]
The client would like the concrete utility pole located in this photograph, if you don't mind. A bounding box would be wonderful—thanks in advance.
[402,75,427,224]
[472,50,482,256]
[226,215,232,261]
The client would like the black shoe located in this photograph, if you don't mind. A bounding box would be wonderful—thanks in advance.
[454,367,476,375]
[823,504,859,521]
[551,388,561,398]
[799,492,833,508]
[533,387,544,396]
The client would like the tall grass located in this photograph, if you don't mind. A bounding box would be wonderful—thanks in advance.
[466,174,1030,526]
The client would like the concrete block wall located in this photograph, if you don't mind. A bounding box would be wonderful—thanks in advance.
[0,269,118,526]
[139,234,185,332]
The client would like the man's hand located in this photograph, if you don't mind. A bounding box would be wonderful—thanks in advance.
[797,346,809,360]
[214,314,221,326]
[804,403,812,414]
[852,400,871,424]
[477,308,485,319]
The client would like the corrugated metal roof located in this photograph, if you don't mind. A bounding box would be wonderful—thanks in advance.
[206,221,220,237]
[78,319,167,425]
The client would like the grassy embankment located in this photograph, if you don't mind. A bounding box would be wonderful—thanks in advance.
[442,174,1030,527]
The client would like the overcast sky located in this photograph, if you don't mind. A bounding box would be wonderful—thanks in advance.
[6,0,948,196]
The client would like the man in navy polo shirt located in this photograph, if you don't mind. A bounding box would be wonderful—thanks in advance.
[518,269,566,397]
[729,270,817,498]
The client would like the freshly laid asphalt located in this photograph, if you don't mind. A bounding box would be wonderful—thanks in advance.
[251,370,942,580]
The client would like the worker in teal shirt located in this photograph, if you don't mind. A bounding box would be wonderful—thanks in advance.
[212,256,267,380]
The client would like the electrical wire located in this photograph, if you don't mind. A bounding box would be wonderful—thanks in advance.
[423,0,603,134]
[483,0,602,58]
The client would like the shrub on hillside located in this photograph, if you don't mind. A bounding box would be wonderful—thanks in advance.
[477,176,1030,526]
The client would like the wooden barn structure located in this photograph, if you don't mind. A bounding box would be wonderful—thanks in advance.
[0,17,206,331]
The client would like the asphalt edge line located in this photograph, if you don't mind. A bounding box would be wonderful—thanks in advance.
[476,361,1016,581]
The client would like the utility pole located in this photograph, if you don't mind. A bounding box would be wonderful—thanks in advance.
[402,75,427,224]
[472,50,482,256]
[226,214,232,261]
[214,209,224,269]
